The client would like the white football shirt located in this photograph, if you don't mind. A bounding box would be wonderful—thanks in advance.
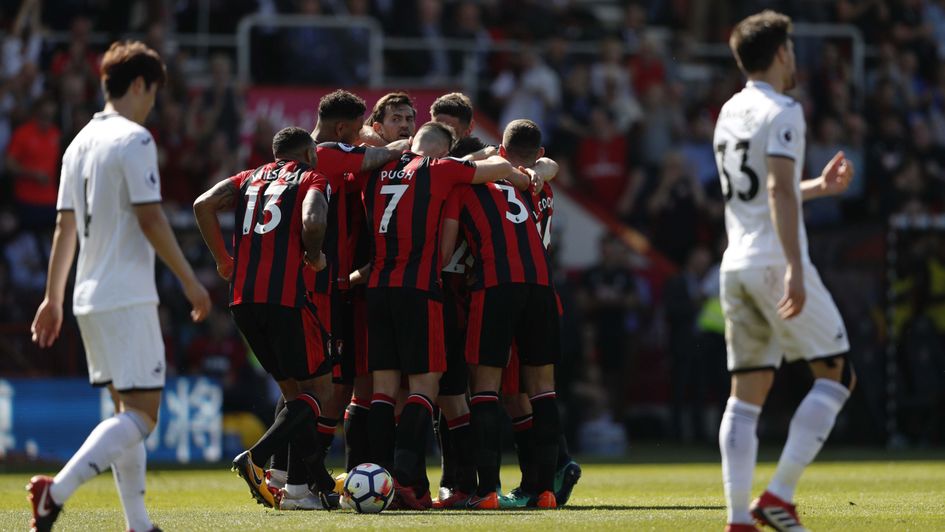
[713,80,808,271]
[56,111,162,315]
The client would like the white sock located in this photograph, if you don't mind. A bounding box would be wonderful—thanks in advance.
[768,378,850,502]
[720,397,762,525]
[268,469,287,490]
[284,483,310,498]
[113,441,152,532]
[50,411,149,504]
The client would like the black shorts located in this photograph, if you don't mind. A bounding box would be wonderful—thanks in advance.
[332,287,370,385]
[466,283,561,369]
[440,272,469,396]
[366,287,446,375]
[231,302,332,381]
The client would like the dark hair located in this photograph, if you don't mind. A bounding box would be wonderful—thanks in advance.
[272,126,315,158]
[450,136,486,158]
[100,40,166,99]
[369,92,415,125]
[431,92,473,127]
[417,121,456,152]
[729,10,792,74]
[318,89,367,121]
[502,119,542,161]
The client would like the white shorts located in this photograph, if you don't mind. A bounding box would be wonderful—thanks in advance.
[720,263,849,371]
[76,304,166,391]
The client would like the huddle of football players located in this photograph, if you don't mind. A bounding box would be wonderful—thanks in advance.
[193,89,580,511]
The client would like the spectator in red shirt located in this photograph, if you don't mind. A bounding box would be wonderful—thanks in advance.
[574,106,644,217]
[6,96,61,230]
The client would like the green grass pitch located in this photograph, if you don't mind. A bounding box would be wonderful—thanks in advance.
[3,456,944,531]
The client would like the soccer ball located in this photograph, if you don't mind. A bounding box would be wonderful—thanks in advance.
[342,463,395,513]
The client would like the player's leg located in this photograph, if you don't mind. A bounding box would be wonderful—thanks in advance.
[343,289,373,472]
[468,364,503,505]
[366,287,398,473]
[30,306,163,532]
[516,285,563,508]
[718,268,778,529]
[753,265,854,530]
[112,389,162,532]
[389,289,446,509]
[500,347,538,506]
[521,363,559,509]
[433,393,474,507]
[464,286,519,508]
[267,396,289,490]
[345,373,372,471]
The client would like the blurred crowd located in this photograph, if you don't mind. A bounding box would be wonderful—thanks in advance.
[0,0,943,449]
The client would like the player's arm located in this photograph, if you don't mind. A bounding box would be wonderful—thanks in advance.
[469,155,531,190]
[460,144,498,162]
[31,211,77,348]
[801,151,855,201]
[135,203,211,322]
[301,187,329,271]
[193,178,240,280]
[359,139,410,173]
[767,155,805,319]
[440,218,460,271]
[359,125,387,147]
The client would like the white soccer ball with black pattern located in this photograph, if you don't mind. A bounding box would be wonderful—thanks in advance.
[342,463,395,513]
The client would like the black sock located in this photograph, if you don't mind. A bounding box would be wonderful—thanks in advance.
[316,416,338,454]
[344,398,371,472]
[393,394,434,493]
[367,393,396,472]
[471,392,501,497]
[556,431,573,469]
[287,427,315,486]
[512,414,536,492]
[529,391,560,494]
[435,409,454,489]
[447,413,476,493]
[250,393,321,468]
[270,396,288,472]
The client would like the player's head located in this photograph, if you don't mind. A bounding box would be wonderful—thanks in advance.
[411,122,455,158]
[500,119,544,168]
[431,92,475,138]
[100,40,166,121]
[273,126,317,167]
[450,136,486,159]
[369,92,416,142]
[315,89,367,145]
[729,10,795,91]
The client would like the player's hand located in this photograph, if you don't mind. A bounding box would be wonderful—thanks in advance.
[777,264,806,320]
[819,151,854,197]
[305,251,328,272]
[216,255,234,281]
[520,166,543,195]
[184,279,211,323]
[31,298,63,348]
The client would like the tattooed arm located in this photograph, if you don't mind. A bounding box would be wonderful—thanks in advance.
[359,138,411,173]
[193,178,239,280]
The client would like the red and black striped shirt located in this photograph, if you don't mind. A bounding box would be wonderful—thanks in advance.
[528,181,555,250]
[230,160,328,308]
[356,153,475,292]
[311,142,366,294]
[444,181,552,290]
